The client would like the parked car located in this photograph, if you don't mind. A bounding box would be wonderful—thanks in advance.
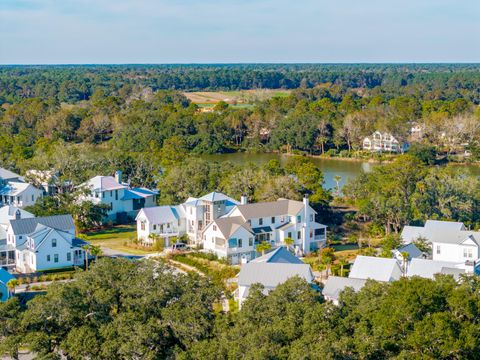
[167,243,189,253]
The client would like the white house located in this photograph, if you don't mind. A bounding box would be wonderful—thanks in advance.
[136,205,186,246]
[79,171,158,223]
[401,220,480,270]
[203,196,327,264]
[5,214,88,273]
[236,247,314,308]
[135,191,239,246]
[362,131,408,153]
[349,255,403,282]
[322,276,367,305]
[0,206,35,269]
[183,192,239,245]
[0,268,14,302]
[0,168,43,208]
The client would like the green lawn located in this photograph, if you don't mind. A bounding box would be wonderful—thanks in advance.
[83,224,152,255]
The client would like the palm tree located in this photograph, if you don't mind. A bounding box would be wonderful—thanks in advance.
[7,279,19,295]
[284,237,294,251]
[333,175,342,196]
[256,241,271,255]
[90,245,102,261]
[401,251,409,276]
[338,256,348,277]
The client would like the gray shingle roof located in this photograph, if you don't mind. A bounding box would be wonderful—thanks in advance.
[9,214,74,235]
[234,199,309,220]
[212,216,253,238]
[238,262,313,288]
[322,276,367,301]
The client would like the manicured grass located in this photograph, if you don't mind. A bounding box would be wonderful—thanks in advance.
[83,224,152,255]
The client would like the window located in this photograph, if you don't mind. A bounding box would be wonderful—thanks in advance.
[310,214,314,222]
[47,255,51,262]
[259,218,263,226]
[310,229,313,238]
[297,231,301,240]
[464,248,473,258]
[297,215,301,222]
[271,217,275,224]
[110,191,113,197]
[213,225,217,231]
[102,192,105,198]
[436,245,441,255]
[238,238,243,248]
[153,224,156,230]
[249,238,253,246]
[288,232,292,239]
[115,189,118,200]
[141,222,145,231]
[54,254,59,263]
[52,238,57,247]
[67,252,71,261]
[228,238,237,248]
[31,195,34,202]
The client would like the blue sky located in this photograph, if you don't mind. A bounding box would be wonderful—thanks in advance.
[1,0,479,64]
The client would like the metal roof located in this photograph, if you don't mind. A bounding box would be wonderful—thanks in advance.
[406,258,465,279]
[9,214,74,235]
[0,168,22,181]
[199,191,239,204]
[238,262,314,288]
[251,247,304,264]
[0,182,36,197]
[135,205,183,223]
[0,205,34,226]
[322,276,367,301]
[401,220,478,246]
[349,256,402,282]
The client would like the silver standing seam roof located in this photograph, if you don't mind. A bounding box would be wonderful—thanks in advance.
[349,256,402,282]
[238,262,314,288]
[9,214,75,235]
[322,276,367,301]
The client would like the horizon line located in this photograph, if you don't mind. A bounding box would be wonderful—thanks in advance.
[1,61,480,66]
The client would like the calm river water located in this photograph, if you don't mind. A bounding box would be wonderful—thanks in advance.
[201,153,480,190]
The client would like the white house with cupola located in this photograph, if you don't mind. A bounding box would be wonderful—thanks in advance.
[135,191,239,246]
[203,196,327,264]
[79,171,158,223]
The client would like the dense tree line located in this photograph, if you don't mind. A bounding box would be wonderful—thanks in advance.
[1,80,479,185]
[343,155,480,232]
[1,258,479,359]
[2,64,480,104]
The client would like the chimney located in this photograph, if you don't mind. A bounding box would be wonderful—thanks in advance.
[115,170,122,184]
[240,194,248,205]
[15,209,21,220]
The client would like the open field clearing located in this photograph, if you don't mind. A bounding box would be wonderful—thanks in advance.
[183,89,291,104]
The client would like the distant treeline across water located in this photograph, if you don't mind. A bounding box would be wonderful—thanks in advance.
[2,63,480,103]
